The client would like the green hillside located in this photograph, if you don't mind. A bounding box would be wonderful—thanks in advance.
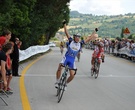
[59,11,135,39]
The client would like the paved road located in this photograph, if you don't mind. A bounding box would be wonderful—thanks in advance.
[1,47,135,110]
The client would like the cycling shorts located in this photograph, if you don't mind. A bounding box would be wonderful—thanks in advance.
[60,56,76,70]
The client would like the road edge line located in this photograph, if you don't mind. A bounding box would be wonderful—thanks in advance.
[19,55,45,110]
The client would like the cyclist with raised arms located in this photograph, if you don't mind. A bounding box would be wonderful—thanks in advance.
[55,21,98,90]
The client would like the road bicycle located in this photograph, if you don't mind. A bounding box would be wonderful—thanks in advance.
[91,58,100,79]
[56,65,69,103]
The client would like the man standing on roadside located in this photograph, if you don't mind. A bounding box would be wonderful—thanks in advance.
[10,37,21,77]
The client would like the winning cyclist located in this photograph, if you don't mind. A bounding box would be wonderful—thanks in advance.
[91,41,105,70]
[55,21,98,90]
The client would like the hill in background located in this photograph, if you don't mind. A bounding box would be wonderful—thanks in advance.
[58,11,135,39]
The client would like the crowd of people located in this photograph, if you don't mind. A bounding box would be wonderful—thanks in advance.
[86,37,135,61]
[0,29,22,95]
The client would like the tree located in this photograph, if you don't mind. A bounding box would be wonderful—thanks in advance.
[0,0,71,49]
[29,0,70,45]
[128,34,135,40]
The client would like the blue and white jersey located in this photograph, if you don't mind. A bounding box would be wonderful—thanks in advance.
[65,41,81,58]
[65,37,82,58]
[60,37,85,69]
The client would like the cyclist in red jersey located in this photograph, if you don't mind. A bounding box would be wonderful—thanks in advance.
[91,41,105,70]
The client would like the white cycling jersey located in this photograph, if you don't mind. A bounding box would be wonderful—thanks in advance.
[60,37,83,69]
[65,39,81,58]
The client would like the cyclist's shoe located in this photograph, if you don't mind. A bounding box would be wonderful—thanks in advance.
[55,82,58,89]
[63,84,67,91]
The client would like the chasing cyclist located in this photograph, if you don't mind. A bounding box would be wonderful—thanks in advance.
[91,41,105,70]
[60,41,64,55]
[55,21,98,90]
[77,37,85,62]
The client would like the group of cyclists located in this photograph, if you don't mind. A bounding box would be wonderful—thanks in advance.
[55,21,104,91]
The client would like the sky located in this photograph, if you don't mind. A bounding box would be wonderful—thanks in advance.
[69,0,135,15]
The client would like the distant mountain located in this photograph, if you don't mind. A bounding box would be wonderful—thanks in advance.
[70,11,83,17]
[66,11,135,38]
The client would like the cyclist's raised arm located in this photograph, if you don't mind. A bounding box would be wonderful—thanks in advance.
[64,24,70,39]
[84,28,98,43]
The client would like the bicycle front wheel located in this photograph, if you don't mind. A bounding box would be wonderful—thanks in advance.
[57,77,66,103]
[95,63,100,79]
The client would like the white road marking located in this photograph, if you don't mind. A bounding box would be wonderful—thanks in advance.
[24,74,135,78]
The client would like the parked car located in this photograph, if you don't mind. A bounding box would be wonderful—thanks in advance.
[49,42,56,47]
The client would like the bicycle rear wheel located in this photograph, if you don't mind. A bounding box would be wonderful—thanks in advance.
[57,77,66,103]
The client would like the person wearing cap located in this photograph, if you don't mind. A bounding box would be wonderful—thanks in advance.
[55,21,98,90]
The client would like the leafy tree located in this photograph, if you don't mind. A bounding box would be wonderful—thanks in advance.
[0,0,71,49]
[29,0,70,46]
[128,34,135,40]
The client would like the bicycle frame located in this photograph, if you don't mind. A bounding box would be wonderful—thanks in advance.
[56,65,69,103]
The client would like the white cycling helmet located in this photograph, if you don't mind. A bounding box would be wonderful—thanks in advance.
[73,33,81,38]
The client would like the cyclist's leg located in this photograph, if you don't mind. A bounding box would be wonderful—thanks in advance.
[55,57,66,86]
[66,61,76,84]
[91,57,95,69]
[55,64,63,88]
[67,69,75,83]
[56,64,63,81]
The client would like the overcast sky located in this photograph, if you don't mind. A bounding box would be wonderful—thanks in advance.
[69,0,135,15]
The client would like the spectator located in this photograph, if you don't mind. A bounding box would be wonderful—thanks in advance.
[17,40,22,49]
[10,37,21,77]
[6,42,14,93]
[0,42,13,94]
[0,29,12,50]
